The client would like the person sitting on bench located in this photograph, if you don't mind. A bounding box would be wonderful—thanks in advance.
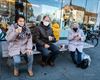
[5,15,34,77]
[68,22,85,67]
[35,15,60,67]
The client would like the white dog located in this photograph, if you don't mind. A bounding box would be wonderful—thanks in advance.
[81,52,91,66]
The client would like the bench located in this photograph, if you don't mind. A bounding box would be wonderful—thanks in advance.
[0,39,94,58]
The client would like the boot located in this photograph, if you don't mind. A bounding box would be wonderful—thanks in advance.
[14,68,19,76]
[48,61,55,67]
[28,69,34,77]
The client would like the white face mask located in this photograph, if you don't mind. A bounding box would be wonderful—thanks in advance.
[43,21,50,26]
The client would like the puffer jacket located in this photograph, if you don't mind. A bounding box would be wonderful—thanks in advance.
[34,22,56,47]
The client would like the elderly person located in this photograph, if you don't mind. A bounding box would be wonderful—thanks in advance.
[35,15,60,67]
[6,15,34,76]
[68,22,85,67]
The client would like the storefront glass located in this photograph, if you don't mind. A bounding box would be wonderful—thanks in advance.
[0,0,99,34]
[27,0,61,24]
[0,0,99,25]
[0,0,15,24]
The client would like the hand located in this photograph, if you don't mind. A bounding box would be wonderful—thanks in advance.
[15,27,22,33]
[48,36,54,41]
[74,36,81,41]
[27,49,32,55]
[44,44,50,48]
[73,34,80,39]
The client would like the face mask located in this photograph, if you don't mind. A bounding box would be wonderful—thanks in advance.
[43,21,50,26]
[73,28,78,32]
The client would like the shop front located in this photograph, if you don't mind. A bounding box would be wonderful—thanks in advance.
[0,0,99,39]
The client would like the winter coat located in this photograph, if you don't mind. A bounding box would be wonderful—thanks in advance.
[5,24,33,57]
[68,28,85,52]
[35,22,56,47]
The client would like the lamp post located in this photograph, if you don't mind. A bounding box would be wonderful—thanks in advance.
[70,0,72,6]
[83,0,88,24]
[85,0,87,9]
[25,0,27,22]
[95,0,100,27]
[60,0,64,28]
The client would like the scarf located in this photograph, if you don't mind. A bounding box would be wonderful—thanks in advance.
[14,24,31,39]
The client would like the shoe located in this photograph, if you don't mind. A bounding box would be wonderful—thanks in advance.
[40,61,47,67]
[14,69,19,77]
[28,70,34,77]
[48,61,55,67]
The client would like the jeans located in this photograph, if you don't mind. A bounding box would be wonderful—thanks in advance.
[36,43,60,63]
[13,54,33,70]
[70,49,82,64]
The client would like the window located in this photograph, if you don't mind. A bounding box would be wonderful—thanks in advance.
[27,0,61,24]
[0,0,99,28]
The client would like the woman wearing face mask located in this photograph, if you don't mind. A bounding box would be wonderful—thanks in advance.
[34,15,60,67]
[68,22,85,67]
[6,15,34,76]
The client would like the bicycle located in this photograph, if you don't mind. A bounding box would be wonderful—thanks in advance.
[84,30,99,47]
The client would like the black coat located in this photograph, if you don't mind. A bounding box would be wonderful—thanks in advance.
[34,22,56,47]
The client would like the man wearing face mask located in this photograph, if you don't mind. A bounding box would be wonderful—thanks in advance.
[35,15,60,67]
[68,22,85,67]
